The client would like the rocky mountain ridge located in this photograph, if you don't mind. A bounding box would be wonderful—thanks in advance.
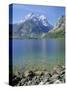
[10,14,65,39]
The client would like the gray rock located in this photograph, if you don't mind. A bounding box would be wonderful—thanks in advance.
[33,77,40,85]
[39,76,44,81]
[32,76,37,81]
[24,82,28,86]
[54,80,61,84]
[58,74,65,82]
[43,78,48,84]
[50,74,59,80]
[53,65,64,74]
[24,70,35,77]
[35,70,44,76]
[20,78,26,83]
[44,71,52,78]
[62,65,65,70]
[39,81,44,85]
[60,70,65,75]
[45,82,50,85]
[27,80,32,85]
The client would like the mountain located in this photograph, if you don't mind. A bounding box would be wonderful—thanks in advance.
[11,13,65,39]
[12,13,53,39]
[44,16,65,38]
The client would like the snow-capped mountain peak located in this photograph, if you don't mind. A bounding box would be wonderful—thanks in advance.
[15,13,53,33]
[24,13,47,21]
[38,15,47,20]
[17,13,35,24]
[25,13,34,20]
[18,13,49,26]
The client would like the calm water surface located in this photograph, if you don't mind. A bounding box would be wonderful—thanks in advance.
[13,39,65,70]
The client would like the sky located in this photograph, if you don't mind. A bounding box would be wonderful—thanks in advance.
[11,4,65,25]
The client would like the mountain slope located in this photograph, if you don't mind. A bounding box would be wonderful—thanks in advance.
[12,14,65,39]
[13,13,53,39]
[44,16,65,38]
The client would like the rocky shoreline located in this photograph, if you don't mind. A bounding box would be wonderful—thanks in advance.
[12,65,65,86]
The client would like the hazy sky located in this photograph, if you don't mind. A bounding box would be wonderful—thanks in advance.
[11,4,65,25]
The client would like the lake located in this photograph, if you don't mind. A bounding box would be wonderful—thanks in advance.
[13,39,65,71]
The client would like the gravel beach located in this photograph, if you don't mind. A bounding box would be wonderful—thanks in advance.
[11,65,65,86]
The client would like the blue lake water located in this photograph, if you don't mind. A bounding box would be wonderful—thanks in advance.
[13,39,65,70]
